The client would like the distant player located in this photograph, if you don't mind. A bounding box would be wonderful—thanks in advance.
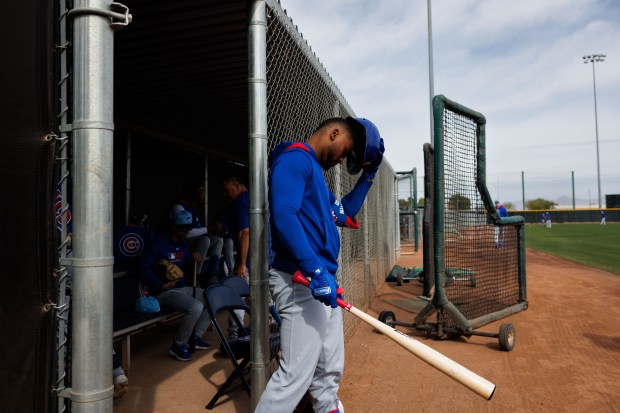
[545,212,552,228]
[600,210,607,226]
[494,200,508,248]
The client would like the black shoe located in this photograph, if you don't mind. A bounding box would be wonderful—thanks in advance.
[194,335,212,350]
[169,343,192,361]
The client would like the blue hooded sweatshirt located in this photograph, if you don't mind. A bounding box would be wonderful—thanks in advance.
[269,141,373,276]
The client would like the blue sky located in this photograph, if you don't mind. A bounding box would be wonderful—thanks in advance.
[279,0,620,208]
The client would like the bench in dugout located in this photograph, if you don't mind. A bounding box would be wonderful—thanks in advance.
[380,95,527,351]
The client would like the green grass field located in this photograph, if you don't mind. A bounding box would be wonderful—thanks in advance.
[524,223,620,275]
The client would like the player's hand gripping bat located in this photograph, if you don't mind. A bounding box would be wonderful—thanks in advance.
[292,271,496,400]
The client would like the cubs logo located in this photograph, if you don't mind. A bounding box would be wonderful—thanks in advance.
[118,233,144,257]
[55,190,72,230]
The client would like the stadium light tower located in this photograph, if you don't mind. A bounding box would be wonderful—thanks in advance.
[582,54,605,208]
[427,0,435,142]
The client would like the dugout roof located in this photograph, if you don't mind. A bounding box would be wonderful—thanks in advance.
[114,0,251,162]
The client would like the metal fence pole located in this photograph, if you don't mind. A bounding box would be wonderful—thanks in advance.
[363,200,370,282]
[334,102,344,279]
[427,0,435,142]
[521,171,525,210]
[408,170,414,244]
[571,171,576,210]
[70,1,117,411]
[413,167,419,252]
[249,1,270,409]
[394,176,400,259]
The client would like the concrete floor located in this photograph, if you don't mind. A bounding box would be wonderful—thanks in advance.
[113,316,252,413]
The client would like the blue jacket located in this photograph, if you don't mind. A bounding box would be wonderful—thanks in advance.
[229,190,250,235]
[230,190,250,268]
[496,204,508,218]
[139,234,189,295]
[269,142,373,275]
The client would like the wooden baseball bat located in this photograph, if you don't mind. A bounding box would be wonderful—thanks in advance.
[292,271,496,400]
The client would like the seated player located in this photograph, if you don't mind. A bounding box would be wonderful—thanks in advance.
[140,210,213,361]
[165,182,224,287]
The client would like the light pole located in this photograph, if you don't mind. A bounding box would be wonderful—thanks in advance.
[582,54,605,208]
[427,0,435,142]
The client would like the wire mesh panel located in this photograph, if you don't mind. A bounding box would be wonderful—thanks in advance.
[397,171,417,246]
[432,95,526,330]
[265,3,396,338]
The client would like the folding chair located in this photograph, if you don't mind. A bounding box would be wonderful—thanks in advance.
[212,277,283,407]
[221,275,282,329]
[221,275,249,298]
[221,276,251,341]
[204,284,251,410]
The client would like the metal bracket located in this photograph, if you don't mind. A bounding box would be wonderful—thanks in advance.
[61,257,115,268]
[60,120,115,133]
[67,2,132,30]
[57,386,115,402]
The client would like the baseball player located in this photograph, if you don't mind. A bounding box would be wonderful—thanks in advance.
[222,176,250,340]
[545,211,552,228]
[168,183,224,286]
[255,117,384,413]
[210,208,236,276]
[139,210,213,360]
[493,200,508,248]
[600,210,607,225]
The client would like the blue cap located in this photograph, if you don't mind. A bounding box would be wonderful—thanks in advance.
[173,210,193,226]
[345,117,382,174]
[135,296,160,313]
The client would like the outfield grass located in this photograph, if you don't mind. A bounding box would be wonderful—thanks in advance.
[524,223,620,275]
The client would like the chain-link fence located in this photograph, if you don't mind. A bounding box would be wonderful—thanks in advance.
[397,171,419,250]
[266,4,397,338]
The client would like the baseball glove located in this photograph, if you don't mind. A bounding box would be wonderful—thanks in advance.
[153,259,184,282]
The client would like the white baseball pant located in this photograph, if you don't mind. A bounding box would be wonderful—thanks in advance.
[254,267,344,413]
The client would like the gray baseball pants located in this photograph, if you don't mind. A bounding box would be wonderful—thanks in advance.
[254,267,344,413]
[157,286,211,346]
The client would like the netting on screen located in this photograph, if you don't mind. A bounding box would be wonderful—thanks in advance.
[433,95,526,330]
[266,5,397,338]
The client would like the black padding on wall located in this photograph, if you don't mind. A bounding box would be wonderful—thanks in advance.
[0,1,56,412]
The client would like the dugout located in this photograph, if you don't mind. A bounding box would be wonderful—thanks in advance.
[1,1,398,412]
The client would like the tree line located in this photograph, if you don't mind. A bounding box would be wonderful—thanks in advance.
[399,196,558,211]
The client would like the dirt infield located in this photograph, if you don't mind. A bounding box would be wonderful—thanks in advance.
[340,248,620,413]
